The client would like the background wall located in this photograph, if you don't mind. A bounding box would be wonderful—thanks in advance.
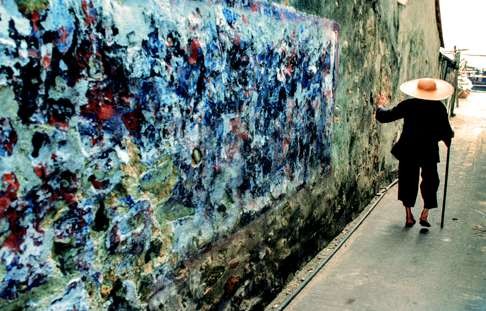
[0,0,441,310]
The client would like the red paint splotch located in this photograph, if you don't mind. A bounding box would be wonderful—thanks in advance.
[3,212,27,252]
[188,39,202,65]
[0,197,10,218]
[48,116,69,129]
[58,26,70,44]
[1,120,18,156]
[122,108,145,133]
[2,172,20,199]
[42,54,51,69]
[97,103,115,120]
[82,87,116,122]
[81,0,96,25]
[31,11,41,33]
[34,165,47,179]
[0,172,26,252]
[88,175,108,190]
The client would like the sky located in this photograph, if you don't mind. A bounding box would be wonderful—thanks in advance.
[440,0,486,68]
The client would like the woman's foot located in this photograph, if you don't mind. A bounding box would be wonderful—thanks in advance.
[405,206,415,227]
[420,208,431,227]
[405,217,416,228]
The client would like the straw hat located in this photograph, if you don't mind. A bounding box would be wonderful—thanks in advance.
[399,78,454,101]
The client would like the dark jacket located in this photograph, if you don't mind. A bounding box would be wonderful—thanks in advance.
[376,98,454,163]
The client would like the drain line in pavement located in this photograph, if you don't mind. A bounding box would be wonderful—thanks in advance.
[276,179,399,311]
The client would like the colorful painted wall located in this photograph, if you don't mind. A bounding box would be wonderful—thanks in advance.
[0,0,340,309]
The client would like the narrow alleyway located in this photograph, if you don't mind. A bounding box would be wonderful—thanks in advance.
[282,92,486,311]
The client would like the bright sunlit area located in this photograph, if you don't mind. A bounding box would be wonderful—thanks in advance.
[440,0,486,69]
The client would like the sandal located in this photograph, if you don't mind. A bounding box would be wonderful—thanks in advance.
[405,217,416,228]
[419,219,431,227]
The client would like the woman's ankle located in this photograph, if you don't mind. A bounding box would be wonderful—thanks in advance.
[405,207,414,219]
[420,208,429,220]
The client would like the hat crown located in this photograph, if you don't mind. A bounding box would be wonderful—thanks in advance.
[417,79,437,92]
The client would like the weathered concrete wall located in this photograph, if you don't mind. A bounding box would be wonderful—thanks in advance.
[147,1,442,309]
[0,0,441,310]
[155,1,441,310]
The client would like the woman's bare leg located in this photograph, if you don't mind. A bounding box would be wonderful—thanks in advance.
[419,208,431,227]
[420,208,429,220]
[405,206,415,227]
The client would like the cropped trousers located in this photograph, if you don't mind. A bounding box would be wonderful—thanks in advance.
[398,160,440,209]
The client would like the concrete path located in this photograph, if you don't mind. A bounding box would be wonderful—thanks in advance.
[285,93,486,311]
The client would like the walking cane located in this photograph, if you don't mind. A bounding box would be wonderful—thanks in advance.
[440,143,451,229]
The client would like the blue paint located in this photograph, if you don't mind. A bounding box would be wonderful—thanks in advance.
[0,0,339,308]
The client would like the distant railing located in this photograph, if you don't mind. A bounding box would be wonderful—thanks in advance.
[439,49,459,116]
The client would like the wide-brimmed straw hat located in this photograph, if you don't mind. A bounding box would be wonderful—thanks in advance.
[399,78,454,101]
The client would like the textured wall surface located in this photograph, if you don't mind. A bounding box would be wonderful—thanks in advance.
[0,0,339,310]
[0,0,441,310]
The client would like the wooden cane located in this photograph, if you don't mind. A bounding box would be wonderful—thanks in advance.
[441,144,451,229]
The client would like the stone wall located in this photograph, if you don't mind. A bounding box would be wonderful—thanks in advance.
[0,0,441,310]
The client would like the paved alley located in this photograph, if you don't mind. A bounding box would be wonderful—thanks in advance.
[283,92,486,311]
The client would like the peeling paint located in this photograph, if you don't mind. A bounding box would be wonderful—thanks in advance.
[0,0,338,309]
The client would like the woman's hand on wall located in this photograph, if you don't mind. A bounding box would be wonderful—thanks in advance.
[376,93,389,108]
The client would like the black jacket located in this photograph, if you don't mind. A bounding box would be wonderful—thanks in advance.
[376,98,454,163]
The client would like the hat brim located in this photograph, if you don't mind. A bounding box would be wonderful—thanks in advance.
[399,78,454,101]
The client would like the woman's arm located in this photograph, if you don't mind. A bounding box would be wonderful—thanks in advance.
[375,95,407,123]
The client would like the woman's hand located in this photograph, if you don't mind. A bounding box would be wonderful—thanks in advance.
[376,93,388,108]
